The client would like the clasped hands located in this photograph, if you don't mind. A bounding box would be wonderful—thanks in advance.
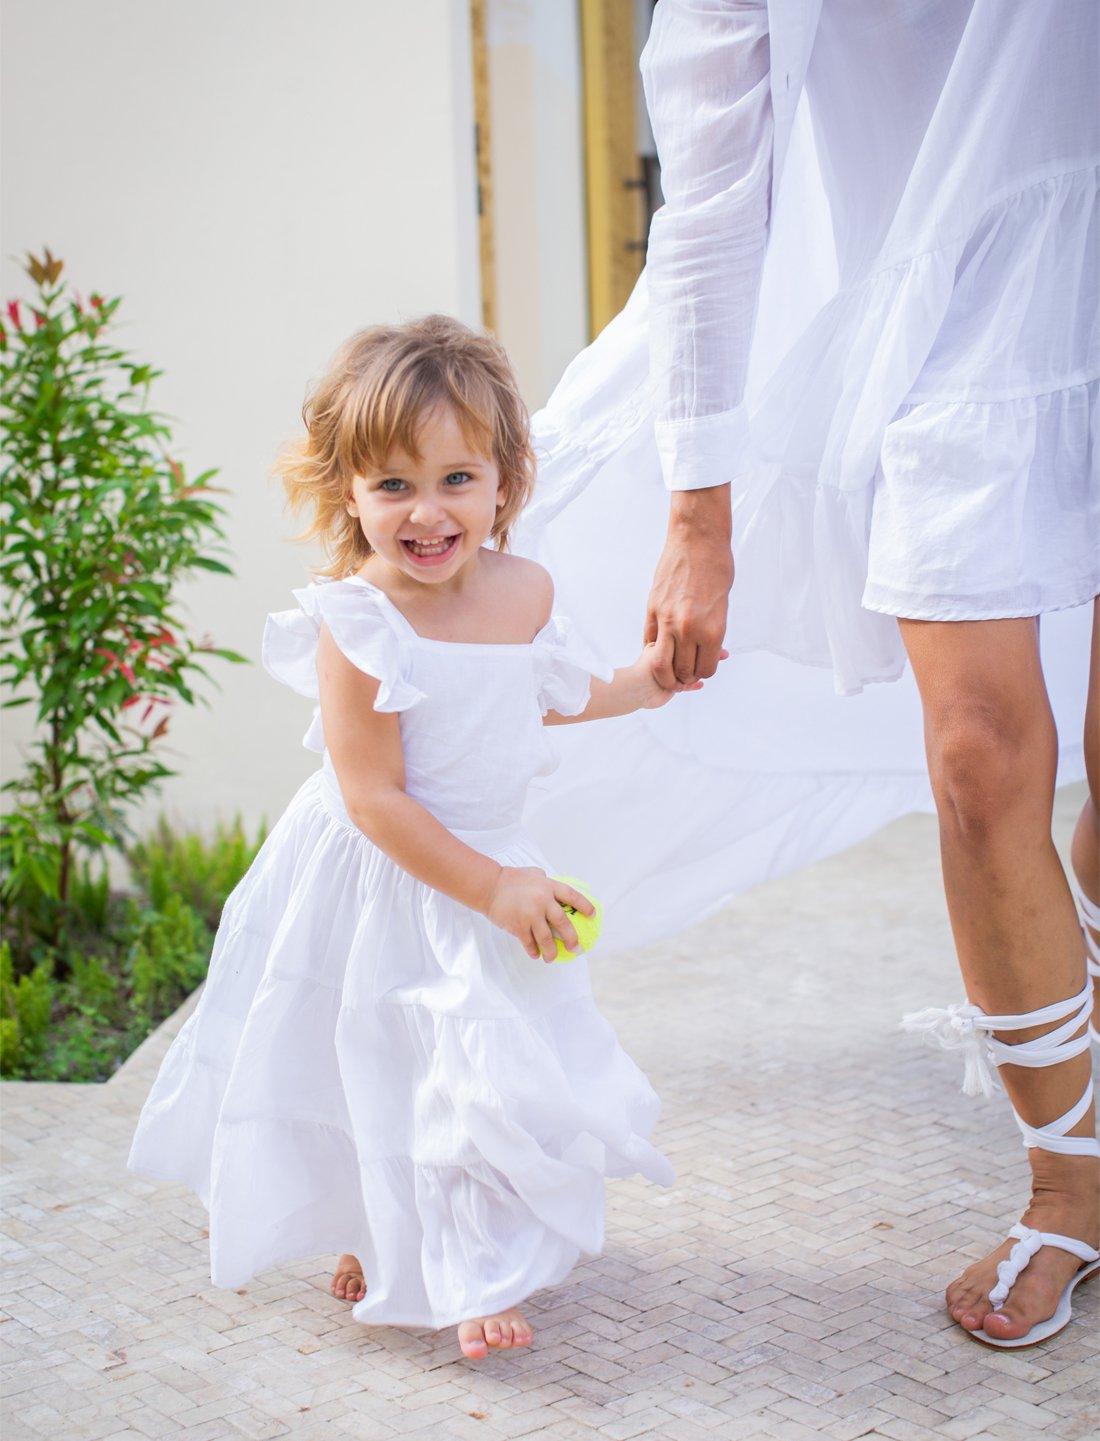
[644,486,734,690]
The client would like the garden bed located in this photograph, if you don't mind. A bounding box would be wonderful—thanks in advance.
[1,817,263,1082]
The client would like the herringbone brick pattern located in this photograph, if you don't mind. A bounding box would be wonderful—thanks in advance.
[3,787,1097,1440]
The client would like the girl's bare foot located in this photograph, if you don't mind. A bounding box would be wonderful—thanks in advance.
[944,1151,1100,1341]
[331,1252,366,1302]
[457,1307,534,1359]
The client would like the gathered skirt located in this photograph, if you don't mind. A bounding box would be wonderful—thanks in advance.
[128,770,672,1329]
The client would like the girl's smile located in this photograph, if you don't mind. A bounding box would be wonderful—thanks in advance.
[401,533,462,566]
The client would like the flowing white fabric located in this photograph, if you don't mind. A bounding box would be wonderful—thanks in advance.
[516,0,1095,953]
[129,578,672,1328]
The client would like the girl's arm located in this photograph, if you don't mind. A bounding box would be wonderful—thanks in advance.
[318,625,592,960]
[544,644,726,727]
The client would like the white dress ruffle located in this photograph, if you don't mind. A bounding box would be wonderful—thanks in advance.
[129,577,671,1329]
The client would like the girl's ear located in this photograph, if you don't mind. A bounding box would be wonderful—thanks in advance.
[495,478,507,511]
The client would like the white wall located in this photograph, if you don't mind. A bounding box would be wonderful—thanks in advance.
[486,0,588,409]
[1,0,481,836]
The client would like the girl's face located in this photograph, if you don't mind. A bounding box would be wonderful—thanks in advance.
[347,405,505,585]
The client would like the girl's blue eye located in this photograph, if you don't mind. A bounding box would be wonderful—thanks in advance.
[444,471,472,486]
[379,478,406,492]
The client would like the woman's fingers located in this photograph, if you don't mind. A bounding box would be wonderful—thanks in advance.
[696,638,726,679]
[548,901,580,954]
[672,639,699,686]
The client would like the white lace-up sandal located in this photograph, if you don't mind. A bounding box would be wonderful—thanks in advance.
[900,979,1100,1348]
[1070,873,1100,1044]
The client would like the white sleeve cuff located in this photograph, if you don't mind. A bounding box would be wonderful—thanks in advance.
[654,405,752,492]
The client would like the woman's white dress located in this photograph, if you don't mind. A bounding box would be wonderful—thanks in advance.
[128,577,672,1329]
[516,0,1096,950]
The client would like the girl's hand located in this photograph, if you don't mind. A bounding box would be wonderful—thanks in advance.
[486,868,596,962]
[634,643,730,709]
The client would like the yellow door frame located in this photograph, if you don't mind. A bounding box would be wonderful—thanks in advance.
[579,0,646,338]
[469,0,496,332]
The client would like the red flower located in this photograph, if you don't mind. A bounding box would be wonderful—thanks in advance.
[94,646,136,687]
[7,300,22,329]
[90,293,104,311]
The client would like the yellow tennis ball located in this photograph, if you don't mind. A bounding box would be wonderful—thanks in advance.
[553,876,602,961]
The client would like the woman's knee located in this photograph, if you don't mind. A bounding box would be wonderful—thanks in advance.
[926,700,1056,841]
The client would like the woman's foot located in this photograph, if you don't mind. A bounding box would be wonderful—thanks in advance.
[331,1252,366,1302]
[457,1307,534,1359]
[945,1152,1100,1342]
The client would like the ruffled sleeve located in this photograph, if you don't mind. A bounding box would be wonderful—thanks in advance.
[261,579,424,751]
[533,614,614,718]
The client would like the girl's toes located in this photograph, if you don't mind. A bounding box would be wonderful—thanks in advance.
[514,1320,533,1346]
[497,1320,513,1348]
[484,1320,502,1347]
[458,1322,489,1360]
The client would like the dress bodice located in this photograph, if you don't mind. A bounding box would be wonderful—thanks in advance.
[262,576,610,832]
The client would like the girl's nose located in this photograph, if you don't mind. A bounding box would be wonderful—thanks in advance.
[408,500,447,527]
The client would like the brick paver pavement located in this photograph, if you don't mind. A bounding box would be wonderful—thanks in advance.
[3,786,1098,1440]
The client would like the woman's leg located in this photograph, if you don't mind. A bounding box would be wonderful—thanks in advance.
[899,615,1099,1340]
[1070,597,1100,1034]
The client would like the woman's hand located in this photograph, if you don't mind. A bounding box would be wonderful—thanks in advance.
[486,868,596,962]
[645,486,734,688]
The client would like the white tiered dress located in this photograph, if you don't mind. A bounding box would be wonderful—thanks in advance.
[128,576,672,1329]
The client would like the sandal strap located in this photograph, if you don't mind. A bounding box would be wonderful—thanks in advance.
[900,980,1100,1158]
[900,980,1092,1097]
[989,1222,1100,1312]
[1013,1077,1098,1156]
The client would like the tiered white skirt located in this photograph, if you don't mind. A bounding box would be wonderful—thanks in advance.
[128,771,672,1328]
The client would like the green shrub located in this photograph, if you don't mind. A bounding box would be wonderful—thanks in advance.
[129,893,210,1023]
[0,817,263,1082]
[129,814,265,930]
[0,943,55,1077]
[0,249,244,950]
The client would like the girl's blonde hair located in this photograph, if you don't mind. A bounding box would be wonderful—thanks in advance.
[275,314,536,578]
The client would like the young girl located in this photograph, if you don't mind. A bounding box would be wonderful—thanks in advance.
[128,315,718,1359]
